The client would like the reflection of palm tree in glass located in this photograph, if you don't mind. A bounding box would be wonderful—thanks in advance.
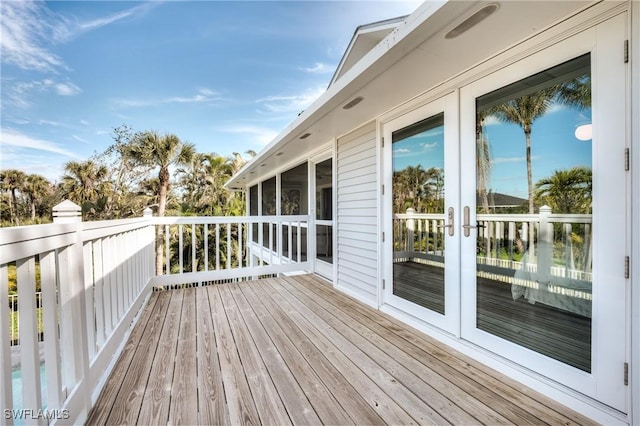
[476,113,492,214]
[535,166,592,214]
[490,76,591,214]
[492,90,556,214]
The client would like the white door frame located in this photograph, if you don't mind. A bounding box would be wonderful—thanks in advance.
[382,92,460,335]
[459,13,628,412]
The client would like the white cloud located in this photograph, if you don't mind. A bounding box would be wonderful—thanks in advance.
[422,142,437,149]
[76,3,156,34]
[80,120,89,126]
[394,148,411,154]
[256,86,325,114]
[113,88,221,108]
[482,115,502,126]
[8,78,82,108]
[0,147,65,183]
[0,1,158,72]
[72,135,90,144]
[0,128,79,158]
[0,1,66,72]
[222,126,279,146]
[55,82,82,96]
[38,120,60,127]
[492,156,540,164]
[299,62,334,74]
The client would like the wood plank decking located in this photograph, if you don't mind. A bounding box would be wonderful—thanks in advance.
[87,274,595,425]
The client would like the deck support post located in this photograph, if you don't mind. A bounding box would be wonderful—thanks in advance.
[537,205,553,284]
[406,208,415,254]
[53,200,91,421]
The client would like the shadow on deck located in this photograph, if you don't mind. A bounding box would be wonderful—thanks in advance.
[87,274,594,425]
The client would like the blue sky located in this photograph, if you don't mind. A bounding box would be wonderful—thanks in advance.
[1,0,421,182]
[392,105,592,199]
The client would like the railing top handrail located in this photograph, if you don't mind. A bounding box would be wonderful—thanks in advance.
[477,213,592,223]
[0,222,76,247]
[81,217,153,242]
[394,213,444,219]
[152,214,311,225]
[394,212,592,224]
[81,217,150,231]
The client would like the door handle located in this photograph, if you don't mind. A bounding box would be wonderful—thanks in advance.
[462,206,476,237]
[436,207,454,236]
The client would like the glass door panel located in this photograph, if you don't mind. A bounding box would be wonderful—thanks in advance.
[474,54,593,371]
[460,15,627,410]
[392,113,446,314]
[384,93,459,333]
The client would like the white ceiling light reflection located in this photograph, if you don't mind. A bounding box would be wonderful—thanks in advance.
[575,124,592,141]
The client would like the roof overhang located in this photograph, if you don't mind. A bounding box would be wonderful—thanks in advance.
[226,0,595,190]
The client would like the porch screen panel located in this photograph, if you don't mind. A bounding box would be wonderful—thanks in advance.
[249,185,258,243]
[281,162,308,261]
[475,54,592,372]
[316,159,333,264]
[261,177,276,250]
[392,113,446,314]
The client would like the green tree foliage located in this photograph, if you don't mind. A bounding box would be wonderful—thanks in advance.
[535,166,592,214]
[1,170,56,226]
[393,165,444,213]
[61,160,111,220]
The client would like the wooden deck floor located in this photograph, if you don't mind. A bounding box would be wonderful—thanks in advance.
[87,274,595,425]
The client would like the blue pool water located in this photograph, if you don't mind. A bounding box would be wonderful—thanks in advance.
[11,363,47,411]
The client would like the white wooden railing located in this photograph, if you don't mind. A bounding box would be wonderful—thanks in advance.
[1,200,155,425]
[394,205,593,283]
[2,202,311,424]
[149,215,311,288]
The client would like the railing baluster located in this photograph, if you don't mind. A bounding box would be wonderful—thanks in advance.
[83,242,96,359]
[287,224,292,262]
[238,222,243,269]
[192,224,197,272]
[564,223,574,276]
[508,222,515,268]
[116,232,124,320]
[17,257,43,415]
[40,250,63,410]
[216,224,220,270]
[227,223,232,270]
[165,224,170,275]
[204,224,209,271]
[0,264,14,420]
[93,240,106,347]
[179,225,184,274]
[297,221,302,263]
[269,222,273,266]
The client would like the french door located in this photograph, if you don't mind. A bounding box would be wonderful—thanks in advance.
[383,93,460,334]
[385,13,628,412]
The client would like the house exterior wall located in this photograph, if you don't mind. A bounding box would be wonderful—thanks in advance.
[328,3,635,424]
[334,122,379,306]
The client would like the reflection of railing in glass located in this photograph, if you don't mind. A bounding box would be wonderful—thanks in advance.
[393,207,592,317]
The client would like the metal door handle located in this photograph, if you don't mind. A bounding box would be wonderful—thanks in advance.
[462,206,475,237]
[436,207,454,236]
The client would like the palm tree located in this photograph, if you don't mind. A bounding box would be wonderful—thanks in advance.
[61,160,110,217]
[491,88,557,213]
[123,131,195,275]
[0,169,27,225]
[23,174,51,221]
[535,166,592,214]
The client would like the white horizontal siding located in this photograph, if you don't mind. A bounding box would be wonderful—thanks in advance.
[336,122,379,306]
